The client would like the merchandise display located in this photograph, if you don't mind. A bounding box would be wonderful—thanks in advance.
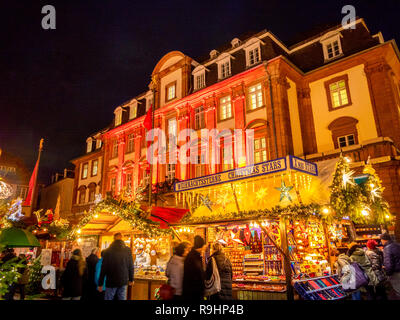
[294,275,346,300]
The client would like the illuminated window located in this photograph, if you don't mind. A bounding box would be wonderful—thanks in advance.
[254,137,267,163]
[168,118,177,149]
[82,163,88,179]
[195,154,206,178]
[194,106,206,130]
[220,61,231,79]
[79,189,86,204]
[219,95,232,120]
[126,134,135,153]
[96,139,102,149]
[167,164,176,182]
[86,140,92,153]
[329,80,348,108]
[166,82,176,101]
[126,173,132,193]
[91,160,98,176]
[195,73,205,90]
[248,83,263,110]
[337,134,355,148]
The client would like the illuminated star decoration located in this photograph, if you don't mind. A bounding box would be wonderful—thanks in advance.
[370,187,381,200]
[275,180,293,202]
[256,188,268,201]
[341,169,355,188]
[199,194,213,212]
[7,199,24,221]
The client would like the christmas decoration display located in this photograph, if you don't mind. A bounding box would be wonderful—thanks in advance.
[31,208,71,239]
[275,180,294,202]
[0,199,25,229]
[68,195,171,240]
[0,179,13,200]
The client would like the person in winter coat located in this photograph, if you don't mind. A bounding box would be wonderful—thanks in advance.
[333,250,361,300]
[348,243,379,300]
[84,247,99,300]
[380,233,400,300]
[166,241,190,299]
[182,235,206,300]
[365,239,387,300]
[61,248,87,300]
[205,242,233,300]
[94,250,106,300]
[98,233,134,300]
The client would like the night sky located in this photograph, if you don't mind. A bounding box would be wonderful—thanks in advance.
[0,0,399,184]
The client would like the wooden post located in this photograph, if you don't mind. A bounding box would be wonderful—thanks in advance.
[279,217,294,301]
[322,221,334,272]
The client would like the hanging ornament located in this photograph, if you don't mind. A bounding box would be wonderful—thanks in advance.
[256,188,268,201]
[275,180,294,202]
[0,179,13,199]
[199,194,213,212]
[341,169,355,188]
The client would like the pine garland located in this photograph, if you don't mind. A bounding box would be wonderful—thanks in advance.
[67,196,171,239]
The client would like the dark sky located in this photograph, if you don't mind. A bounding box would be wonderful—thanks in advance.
[0,0,399,184]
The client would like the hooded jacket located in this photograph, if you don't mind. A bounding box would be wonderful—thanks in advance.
[350,247,379,286]
[99,240,134,288]
[61,254,87,297]
[166,255,185,295]
[383,240,400,276]
[365,248,386,283]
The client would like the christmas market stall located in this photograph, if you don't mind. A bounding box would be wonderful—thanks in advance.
[67,195,186,300]
[172,155,393,300]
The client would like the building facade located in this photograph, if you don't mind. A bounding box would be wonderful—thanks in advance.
[73,18,400,238]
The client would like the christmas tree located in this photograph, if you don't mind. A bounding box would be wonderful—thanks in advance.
[361,159,391,224]
[26,255,43,295]
[329,154,367,222]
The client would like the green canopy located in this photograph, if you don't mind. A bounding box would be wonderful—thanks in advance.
[0,227,41,248]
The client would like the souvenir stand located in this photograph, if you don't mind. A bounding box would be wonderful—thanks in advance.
[173,155,348,300]
[68,196,176,300]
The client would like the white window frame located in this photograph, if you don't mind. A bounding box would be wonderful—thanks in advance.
[86,138,93,153]
[244,38,263,68]
[194,106,206,130]
[168,118,177,147]
[216,54,233,80]
[192,65,208,91]
[248,83,264,110]
[329,79,349,108]
[320,32,343,61]
[337,134,355,148]
[254,137,267,164]
[82,163,88,179]
[219,95,232,120]
[91,159,98,176]
[195,154,206,178]
[129,102,138,119]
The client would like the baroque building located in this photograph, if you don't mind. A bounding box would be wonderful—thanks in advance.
[71,18,400,237]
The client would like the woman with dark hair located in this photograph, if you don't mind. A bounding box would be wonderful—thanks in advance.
[95,250,106,300]
[61,248,87,300]
[166,241,190,299]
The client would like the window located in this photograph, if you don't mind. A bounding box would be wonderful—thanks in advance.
[81,163,88,179]
[222,147,233,171]
[130,104,137,119]
[168,118,177,149]
[194,106,206,130]
[88,188,95,202]
[86,140,92,153]
[254,137,267,163]
[115,111,122,126]
[110,177,116,193]
[220,61,231,79]
[195,154,206,178]
[126,134,135,153]
[111,140,118,158]
[79,189,86,204]
[96,139,102,149]
[142,169,150,186]
[195,73,205,90]
[166,82,176,102]
[338,135,355,148]
[219,95,232,121]
[328,116,359,149]
[91,160,98,176]
[146,96,153,111]
[320,33,343,61]
[326,40,341,59]
[167,164,176,182]
[126,173,132,193]
[248,47,260,66]
[248,83,264,110]
[324,75,352,111]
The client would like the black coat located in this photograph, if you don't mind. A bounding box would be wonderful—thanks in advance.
[206,251,233,300]
[182,248,205,300]
[383,241,400,276]
[84,253,99,298]
[99,240,134,288]
[61,258,86,298]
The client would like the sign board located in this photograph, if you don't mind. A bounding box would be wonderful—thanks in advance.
[40,249,52,266]
[174,155,318,193]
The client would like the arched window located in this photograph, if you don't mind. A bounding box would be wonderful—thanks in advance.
[88,183,96,202]
[328,117,359,149]
[78,186,87,204]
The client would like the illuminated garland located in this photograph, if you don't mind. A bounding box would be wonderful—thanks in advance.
[180,203,325,224]
[67,196,171,239]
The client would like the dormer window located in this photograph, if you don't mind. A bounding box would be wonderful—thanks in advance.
[320,32,343,61]
[217,53,233,80]
[244,38,262,67]
[114,108,122,126]
[192,65,207,91]
[210,49,219,59]
[231,38,241,48]
[129,102,137,119]
[86,138,93,153]
[145,92,153,111]
[96,139,102,149]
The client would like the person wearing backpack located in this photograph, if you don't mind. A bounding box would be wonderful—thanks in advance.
[333,249,361,300]
[365,239,387,300]
[205,241,233,300]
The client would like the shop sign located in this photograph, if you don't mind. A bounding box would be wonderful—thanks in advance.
[174,155,318,192]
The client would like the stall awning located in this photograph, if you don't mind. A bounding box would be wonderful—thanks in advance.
[150,207,189,229]
[0,227,41,248]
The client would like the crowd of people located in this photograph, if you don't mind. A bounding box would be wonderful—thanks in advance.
[333,233,400,300]
[1,231,399,301]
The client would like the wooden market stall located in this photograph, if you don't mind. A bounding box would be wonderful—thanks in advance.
[172,155,355,300]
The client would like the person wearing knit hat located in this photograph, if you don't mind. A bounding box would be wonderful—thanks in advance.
[380,233,400,300]
[365,239,387,300]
